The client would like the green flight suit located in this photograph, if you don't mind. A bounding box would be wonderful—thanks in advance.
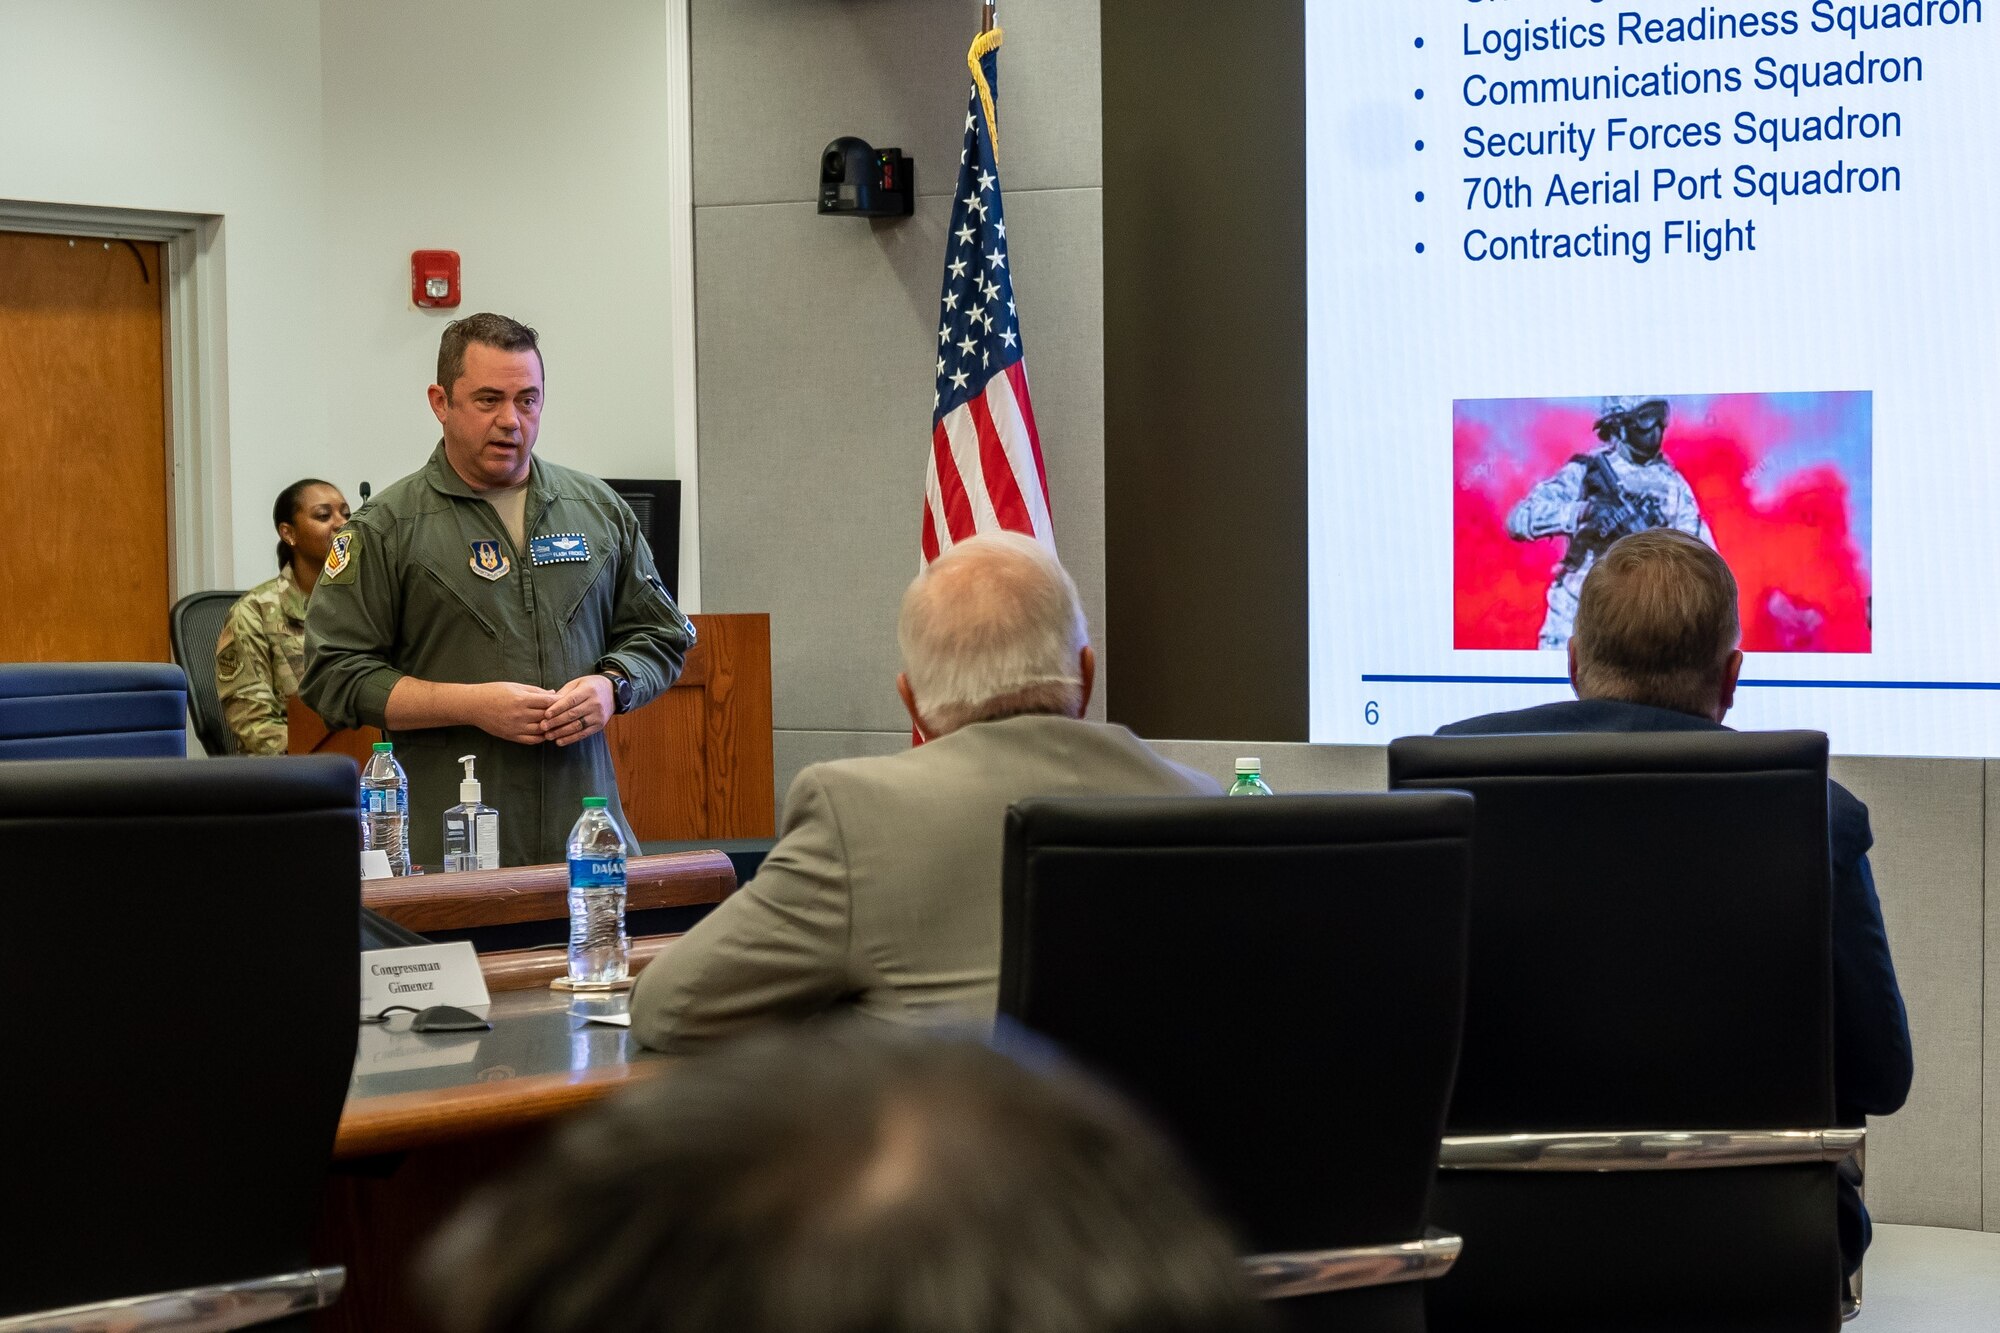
[301,444,694,868]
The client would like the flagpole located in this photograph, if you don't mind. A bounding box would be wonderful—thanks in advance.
[981,2,995,34]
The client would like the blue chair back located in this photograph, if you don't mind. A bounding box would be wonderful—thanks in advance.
[0,663,188,759]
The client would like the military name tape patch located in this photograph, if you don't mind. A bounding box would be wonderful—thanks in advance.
[529,533,591,566]
[469,539,511,581]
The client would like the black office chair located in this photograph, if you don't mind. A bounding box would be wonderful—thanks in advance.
[0,755,361,1331]
[169,589,247,757]
[1389,730,1852,1333]
[1000,793,1475,1333]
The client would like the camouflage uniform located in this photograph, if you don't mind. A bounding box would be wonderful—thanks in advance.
[215,565,309,756]
[1508,444,1711,650]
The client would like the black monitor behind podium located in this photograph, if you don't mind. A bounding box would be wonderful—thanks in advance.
[605,477,682,600]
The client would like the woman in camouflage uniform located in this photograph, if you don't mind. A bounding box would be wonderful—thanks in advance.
[215,479,352,754]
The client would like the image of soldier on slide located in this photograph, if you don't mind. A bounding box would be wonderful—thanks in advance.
[1507,396,1713,649]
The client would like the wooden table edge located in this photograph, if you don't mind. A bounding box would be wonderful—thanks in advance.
[335,1059,672,1160]
[364,849,734,932]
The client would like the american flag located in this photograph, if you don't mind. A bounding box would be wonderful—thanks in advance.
[921,24,1052,565]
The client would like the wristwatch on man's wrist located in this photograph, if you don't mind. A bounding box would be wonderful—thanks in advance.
[599,667,635,715]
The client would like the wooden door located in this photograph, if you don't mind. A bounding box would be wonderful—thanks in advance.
[0,230,170,661]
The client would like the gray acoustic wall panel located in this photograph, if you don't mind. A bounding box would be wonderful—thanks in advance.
[691,0,1101,208]
[1988,760,1999,1230]
[694,186,1107,733]
[774,729,911,813]
[692,0,1107,743]
[694,196,948,734]
[1005,185,1107,677]
[1146,739,1388,795]
[1830,757,1985,1230]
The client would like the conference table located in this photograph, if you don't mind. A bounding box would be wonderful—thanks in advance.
[337,988,664,1160]
[315,854,734,1331]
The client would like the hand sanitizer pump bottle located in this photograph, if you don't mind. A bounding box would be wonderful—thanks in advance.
[442,754,500,871]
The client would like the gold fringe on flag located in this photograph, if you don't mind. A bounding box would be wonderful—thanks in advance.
[969,26,1004,162]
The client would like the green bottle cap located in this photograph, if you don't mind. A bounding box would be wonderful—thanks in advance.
[582,796,608,808]
[372,742,394,752]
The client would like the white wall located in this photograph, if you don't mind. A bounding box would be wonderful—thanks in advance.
[0,0,693,598]
[318,0,692,597]
[0,0,325,590]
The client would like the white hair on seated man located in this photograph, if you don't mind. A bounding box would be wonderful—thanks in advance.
[896,532,1092,739]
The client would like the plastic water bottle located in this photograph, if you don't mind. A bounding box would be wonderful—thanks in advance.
[1228,757,1274,797]
[360,741,411,874]
[566,797,629,986]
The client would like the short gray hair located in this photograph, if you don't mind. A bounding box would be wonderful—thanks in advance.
[1573,529,1740,717]
[898,533,1087,735]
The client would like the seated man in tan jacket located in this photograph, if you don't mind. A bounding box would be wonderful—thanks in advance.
[632,532,1217,1050]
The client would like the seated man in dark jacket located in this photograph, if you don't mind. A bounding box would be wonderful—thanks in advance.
[1441,528,1913,1274]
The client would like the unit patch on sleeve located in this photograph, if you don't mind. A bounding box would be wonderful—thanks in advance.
[322,530,359,584]
[529,533,591,566]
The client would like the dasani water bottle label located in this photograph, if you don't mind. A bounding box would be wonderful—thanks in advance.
[568,855,626,888]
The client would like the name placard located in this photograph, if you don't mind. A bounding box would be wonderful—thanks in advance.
[359,941,490,1019]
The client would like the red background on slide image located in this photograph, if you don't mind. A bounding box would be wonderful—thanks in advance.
[1454,396,1872,652]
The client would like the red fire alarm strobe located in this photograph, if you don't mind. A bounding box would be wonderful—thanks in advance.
[411,250,461,308]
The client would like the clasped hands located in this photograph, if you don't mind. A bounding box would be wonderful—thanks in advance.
[473,675,614,747]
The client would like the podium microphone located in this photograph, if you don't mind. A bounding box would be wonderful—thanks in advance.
[358,481,372,505]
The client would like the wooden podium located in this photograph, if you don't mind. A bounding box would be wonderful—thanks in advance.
[286,696,381,766]
[287,612,774,841]
[606,612,774,840]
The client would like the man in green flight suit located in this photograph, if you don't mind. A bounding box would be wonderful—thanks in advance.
[302,313,694,868]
